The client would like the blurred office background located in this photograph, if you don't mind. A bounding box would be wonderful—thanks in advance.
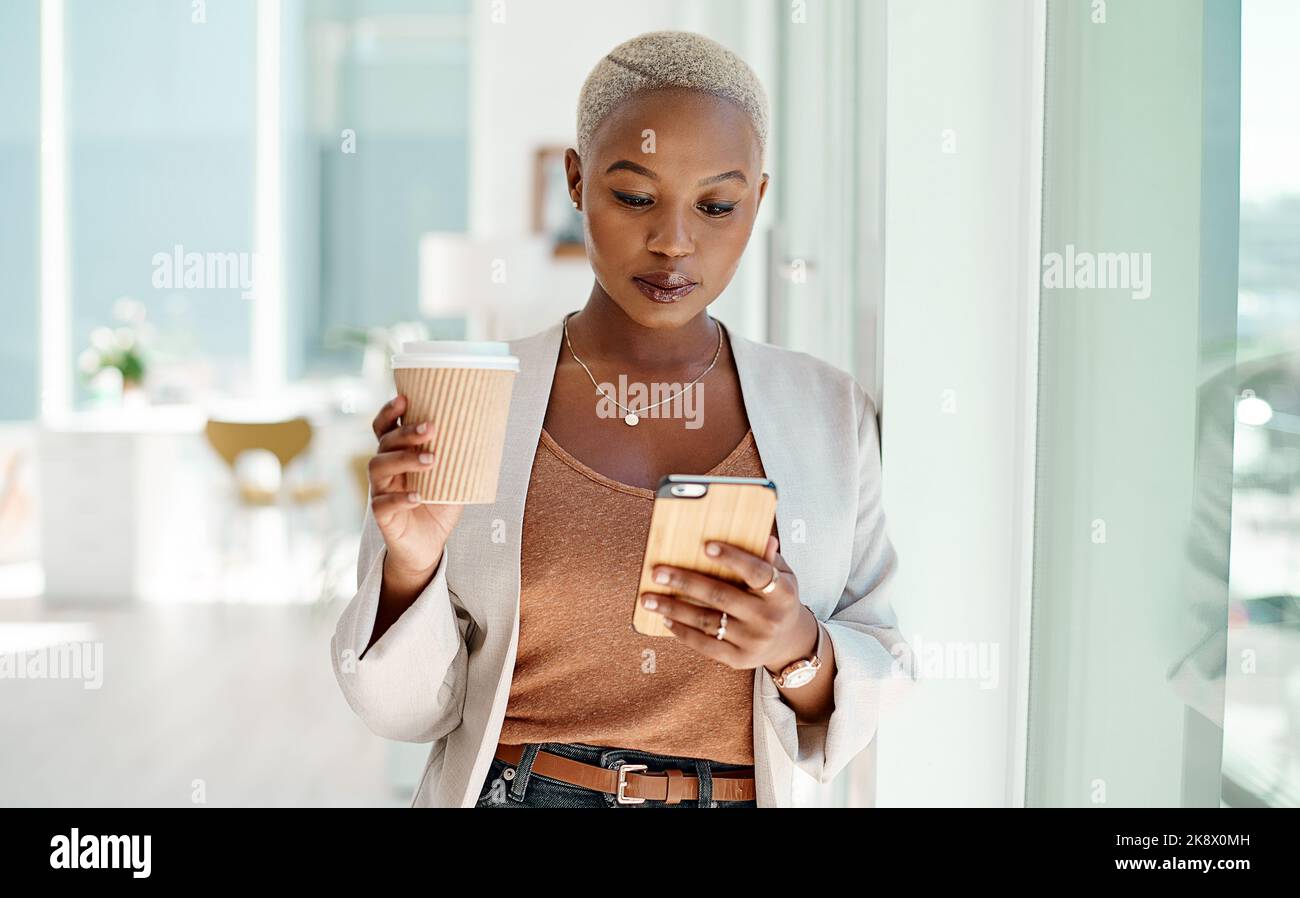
[0,0,1294,807]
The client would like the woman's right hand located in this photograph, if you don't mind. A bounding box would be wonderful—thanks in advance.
[368,394,464,585]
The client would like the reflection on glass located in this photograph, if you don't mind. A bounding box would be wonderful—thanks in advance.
[1222,0,1300,809]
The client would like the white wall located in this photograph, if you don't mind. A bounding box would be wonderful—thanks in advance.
[466,0,772,341]
[876,0,1044,807]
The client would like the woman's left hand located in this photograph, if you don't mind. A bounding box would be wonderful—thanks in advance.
[640,535,819,675]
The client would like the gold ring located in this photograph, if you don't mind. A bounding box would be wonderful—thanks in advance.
[759,563,780,595]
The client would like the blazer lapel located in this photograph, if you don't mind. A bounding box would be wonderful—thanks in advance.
[496,320,566,528]
[445,318,565,625]
[722,322,807,808]
[724,323,814,607]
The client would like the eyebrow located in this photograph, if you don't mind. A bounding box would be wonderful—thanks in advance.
[605,159,748,187]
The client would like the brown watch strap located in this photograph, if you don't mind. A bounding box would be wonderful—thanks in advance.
[494,743,756,803]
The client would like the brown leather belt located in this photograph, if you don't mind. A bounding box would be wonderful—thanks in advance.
[494,743,756,804]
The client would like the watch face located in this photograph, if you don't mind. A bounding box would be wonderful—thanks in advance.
[782,666,817,688]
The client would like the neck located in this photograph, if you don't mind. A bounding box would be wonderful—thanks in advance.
[565,286,721,371]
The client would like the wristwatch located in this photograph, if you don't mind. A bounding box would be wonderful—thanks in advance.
[769,612,825,689]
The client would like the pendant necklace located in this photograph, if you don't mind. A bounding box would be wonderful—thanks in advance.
[562,311,723,426]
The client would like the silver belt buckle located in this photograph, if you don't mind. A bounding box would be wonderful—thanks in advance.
[615,763,648,804]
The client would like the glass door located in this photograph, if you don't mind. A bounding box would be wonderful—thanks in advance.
[1027,0,1239,807]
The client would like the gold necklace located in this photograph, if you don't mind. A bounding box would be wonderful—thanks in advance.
[562,311,723,426]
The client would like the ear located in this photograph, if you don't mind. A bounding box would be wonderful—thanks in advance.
[564,147,584,204]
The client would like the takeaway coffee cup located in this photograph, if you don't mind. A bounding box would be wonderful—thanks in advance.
[390,340,520,504]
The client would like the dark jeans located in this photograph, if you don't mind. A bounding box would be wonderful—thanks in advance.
[474,742,758,808]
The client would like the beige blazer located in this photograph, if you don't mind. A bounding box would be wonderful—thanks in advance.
[330,315,915,807]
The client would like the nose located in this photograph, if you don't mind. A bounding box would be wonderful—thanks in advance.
[645,203,695,258]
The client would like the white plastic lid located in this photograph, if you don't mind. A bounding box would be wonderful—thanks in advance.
[391,340,520,371]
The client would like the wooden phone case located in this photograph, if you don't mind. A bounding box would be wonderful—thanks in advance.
[632,475,778,637]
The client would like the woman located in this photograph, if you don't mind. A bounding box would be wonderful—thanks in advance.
[332,30,913,808]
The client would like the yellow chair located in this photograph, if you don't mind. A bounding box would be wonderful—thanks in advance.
[203,416,334,603]
[204,417,327,505]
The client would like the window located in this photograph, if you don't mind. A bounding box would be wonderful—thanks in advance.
[66,0,257,404]
[0,3,39,420]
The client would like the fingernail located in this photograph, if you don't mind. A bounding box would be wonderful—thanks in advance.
[416,422,428,433]
[407,492,419,503]
[654,570,670,585]
[705,542,720,557]
[663,619,674,629]
[419,452,433,464]
[642,594,658,610]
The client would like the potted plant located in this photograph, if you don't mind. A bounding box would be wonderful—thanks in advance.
[78,297,154,407]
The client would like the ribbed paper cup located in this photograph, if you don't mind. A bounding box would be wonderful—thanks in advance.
[392,341,520,504]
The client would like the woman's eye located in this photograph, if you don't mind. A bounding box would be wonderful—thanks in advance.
[698,202,736,218]
[613,192,652,208]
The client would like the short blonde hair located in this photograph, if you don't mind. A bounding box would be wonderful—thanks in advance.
[576,30,769,166]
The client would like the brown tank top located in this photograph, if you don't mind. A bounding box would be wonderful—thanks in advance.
[498,427,765,765]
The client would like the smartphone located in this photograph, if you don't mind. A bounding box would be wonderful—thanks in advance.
[632,474,779,637]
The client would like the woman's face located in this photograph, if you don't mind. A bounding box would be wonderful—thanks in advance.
[566,86,770,330]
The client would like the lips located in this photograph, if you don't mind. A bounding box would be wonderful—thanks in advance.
[632,270,698,303]
[633,277,698,303]
[634,270,697,290]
